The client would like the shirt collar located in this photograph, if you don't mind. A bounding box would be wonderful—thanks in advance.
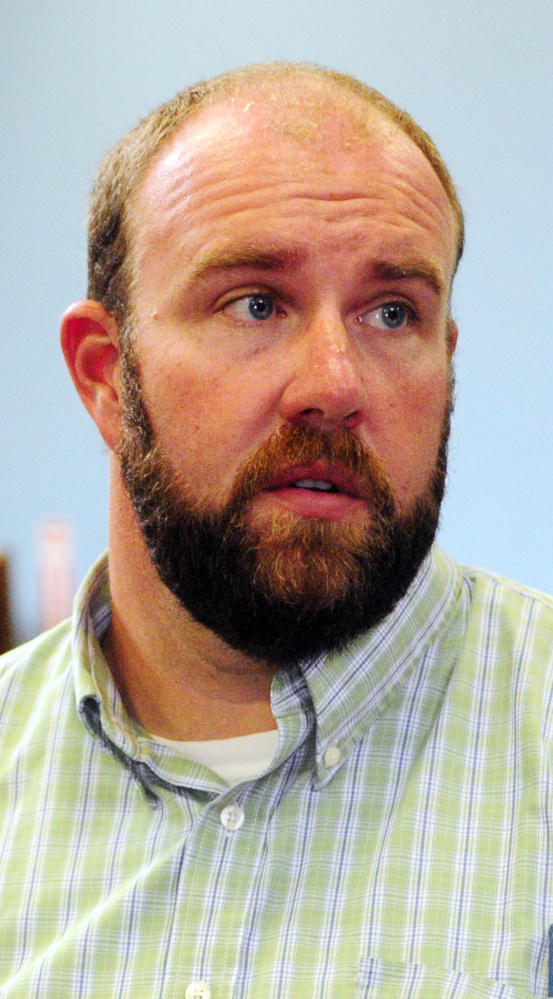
[71,546,461,790]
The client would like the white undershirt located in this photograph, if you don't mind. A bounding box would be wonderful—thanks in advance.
[152,728,280,784]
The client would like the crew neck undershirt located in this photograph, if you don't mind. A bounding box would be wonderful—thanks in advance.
[151,728,280,784]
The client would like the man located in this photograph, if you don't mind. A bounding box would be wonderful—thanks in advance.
[0,62,551,998]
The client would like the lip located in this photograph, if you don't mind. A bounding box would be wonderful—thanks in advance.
[260,461,370,500]
[253,461,371,522]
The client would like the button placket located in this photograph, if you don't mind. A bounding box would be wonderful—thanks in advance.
[185,982,211,999]
[323,745,342,768]
[220,802,245,831]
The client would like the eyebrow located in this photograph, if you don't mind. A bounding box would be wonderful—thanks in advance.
[187,247,304,283]
[187,247,446,295]
[372,260,445,295]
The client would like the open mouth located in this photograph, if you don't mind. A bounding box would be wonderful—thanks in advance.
[290,479,339,493]
[254,462,372,522]
[261,462,369,502]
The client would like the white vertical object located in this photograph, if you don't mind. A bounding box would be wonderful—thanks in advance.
[36,520,75,632]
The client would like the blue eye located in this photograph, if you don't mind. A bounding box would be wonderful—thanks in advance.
[360,301,412,331]
[246,294,276,320]
[379,303,409,330]
[223,292,279,323]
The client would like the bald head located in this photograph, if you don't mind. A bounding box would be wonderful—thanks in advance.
[87,61,464,327]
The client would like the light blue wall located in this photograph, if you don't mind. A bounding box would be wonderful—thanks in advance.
[1,0,552,640]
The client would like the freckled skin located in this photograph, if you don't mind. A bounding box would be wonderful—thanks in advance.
[130,101,457,523]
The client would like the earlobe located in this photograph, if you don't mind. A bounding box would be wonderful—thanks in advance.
[60,300,122,451]
[447,318,459,356]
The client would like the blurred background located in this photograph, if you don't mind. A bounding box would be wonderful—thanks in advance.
[1,0,552,644]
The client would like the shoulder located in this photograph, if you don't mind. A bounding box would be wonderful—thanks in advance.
[0,622,74,736]
[0,619,73,676]
[0,551,111,714]
[459,561,553,629]
[451,561,553,712]
[429,547,553,653]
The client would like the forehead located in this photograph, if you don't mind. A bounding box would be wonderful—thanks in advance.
[132,96,457,284]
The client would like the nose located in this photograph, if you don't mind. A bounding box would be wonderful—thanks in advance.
[278,309,365,431]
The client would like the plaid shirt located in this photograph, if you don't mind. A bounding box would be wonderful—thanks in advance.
[1,546,553,998]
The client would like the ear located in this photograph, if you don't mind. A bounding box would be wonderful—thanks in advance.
[447,318,459,356]
[60,300,122,452]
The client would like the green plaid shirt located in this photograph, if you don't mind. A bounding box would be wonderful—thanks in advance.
[1,546,553,998]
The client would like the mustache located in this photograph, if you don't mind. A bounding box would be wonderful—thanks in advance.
[229,423,397,515]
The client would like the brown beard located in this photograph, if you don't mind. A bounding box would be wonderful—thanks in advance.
[117,340,451,668]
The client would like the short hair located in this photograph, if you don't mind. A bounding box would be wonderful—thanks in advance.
[88,61,464,325]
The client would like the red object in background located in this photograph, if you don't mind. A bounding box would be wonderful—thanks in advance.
[0,555,13,654]
[37,520,75,632]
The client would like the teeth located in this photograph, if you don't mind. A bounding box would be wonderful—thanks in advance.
[293,479,335,492]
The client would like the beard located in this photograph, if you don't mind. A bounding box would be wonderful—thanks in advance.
[117,340,451,669]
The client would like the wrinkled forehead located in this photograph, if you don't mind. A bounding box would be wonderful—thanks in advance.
[140,84,401,197]
[129,89,457,280]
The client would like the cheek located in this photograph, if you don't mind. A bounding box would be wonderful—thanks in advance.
[373,363,450,503]
[138,348,275,499]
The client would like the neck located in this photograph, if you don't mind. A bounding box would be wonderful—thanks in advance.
[104,466,277,741]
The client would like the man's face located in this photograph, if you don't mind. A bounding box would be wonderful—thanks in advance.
[118,98,458,666]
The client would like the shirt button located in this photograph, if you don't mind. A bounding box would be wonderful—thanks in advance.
[185,983,211,999]
[323,745,342,767]
[220,802,245,831]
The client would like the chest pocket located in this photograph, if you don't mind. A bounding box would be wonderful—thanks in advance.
[355,958,535,999]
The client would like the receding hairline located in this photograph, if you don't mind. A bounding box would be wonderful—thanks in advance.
[88,61,464,322]
[136,62,462,225]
